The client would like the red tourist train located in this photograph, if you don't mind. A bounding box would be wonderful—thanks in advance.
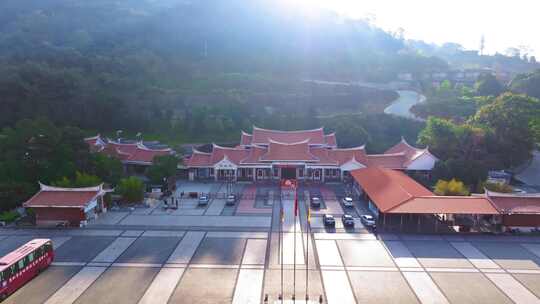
[0,239,54,301]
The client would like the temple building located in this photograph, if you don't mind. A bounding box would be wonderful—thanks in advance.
[84,135,173,174]
[185,126,438,182]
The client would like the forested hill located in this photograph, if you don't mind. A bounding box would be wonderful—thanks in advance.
[0,0,443,138]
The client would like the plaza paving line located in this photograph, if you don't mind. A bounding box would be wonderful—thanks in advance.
[141,230,185,237]
[121,230,144,237]
[315,240,343,266]
[507,269,540,274]
[206,231,268,239]
[64,229,123,237]
[91,237,136,263]
[137,267,186,304]
[112,262,162,267]
[383,241,422,268]
[86,262,111,267]
[51,262,86,266]
[484,273,540,304]
[241,239,268,265]
[346,266,399,271]
[166,231,205,264]
[51,236,71,249]
[205,199,227,215]
[44,266,106,304]
[320,270,356,304]
[119,214,271,228]
[401,271,449,304]
[450,242,501,269]
[232,269,265,304]
[313,233,376,240]
[521,243,540,259]
[424,267,479,273]
[189,264,239,269]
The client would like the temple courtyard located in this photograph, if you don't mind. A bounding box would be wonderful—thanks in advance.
[2,181,540,304]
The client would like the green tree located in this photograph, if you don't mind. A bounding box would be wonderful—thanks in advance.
[146,155,179,185]
[473,93,540,167]
[475,73,504,97]
[116,177,144,203]
[87,154,123,185]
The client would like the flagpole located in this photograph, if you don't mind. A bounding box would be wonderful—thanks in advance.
[293,183,296,302]
[280,197,284,303]
[306,203,310,301]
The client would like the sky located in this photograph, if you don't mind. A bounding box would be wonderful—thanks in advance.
[290,0,540,57]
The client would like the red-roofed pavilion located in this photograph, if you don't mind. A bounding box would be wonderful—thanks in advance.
[24,183,108,227]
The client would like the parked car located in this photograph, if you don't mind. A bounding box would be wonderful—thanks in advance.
[360,214,376,228]
[226,194,236,206]
[311,196,321,208]
[342,197,354,208]
[323,214,335,227]
[342,214,355,227]
[198,195,209,206]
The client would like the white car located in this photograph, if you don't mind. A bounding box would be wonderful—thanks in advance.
[342,197,354,207]
[198,195,209,206]
[226,194,236,206]
[360,214,376,227]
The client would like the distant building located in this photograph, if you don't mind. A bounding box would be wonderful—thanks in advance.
[185,127,438,182]
[23,183,109,227]
[85,135,173,174]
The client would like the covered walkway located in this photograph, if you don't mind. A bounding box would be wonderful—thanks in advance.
[351,167,499,232]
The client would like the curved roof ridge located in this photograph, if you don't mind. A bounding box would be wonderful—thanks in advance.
[370,152,406,157]
[212,143,246,151]
[39,182,103,192]
[241,130,252,136]
[333,145,366,151]
[136,142,171,152]
[267,138,311,145]
[108,140,137,146]
[253,125,324,134]
[192,148,212,155]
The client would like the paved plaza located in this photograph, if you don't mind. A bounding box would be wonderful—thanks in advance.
[2,182,540,303]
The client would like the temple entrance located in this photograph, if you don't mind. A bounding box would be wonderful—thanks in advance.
[281,167,296,179]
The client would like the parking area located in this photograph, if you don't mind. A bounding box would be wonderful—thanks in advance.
[2,181,540,303]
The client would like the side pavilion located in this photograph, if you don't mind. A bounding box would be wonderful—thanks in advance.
[351,167,500,232]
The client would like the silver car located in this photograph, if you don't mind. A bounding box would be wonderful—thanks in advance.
[198,195,209,206]
[342,197,354,208]
[360,214,376,227]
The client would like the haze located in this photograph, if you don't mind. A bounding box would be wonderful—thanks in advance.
[293,0,540,56]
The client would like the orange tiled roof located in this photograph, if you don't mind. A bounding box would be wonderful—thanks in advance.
[351,167,433,212]
[24,184,105,208]
[251,126,327,145]
[260,140,318,162]
[484,191,540,214]
[388,196,499,214]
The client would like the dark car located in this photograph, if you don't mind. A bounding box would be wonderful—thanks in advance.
[323,214,335,227]
[311,196,321,208]
[342,214,355,227]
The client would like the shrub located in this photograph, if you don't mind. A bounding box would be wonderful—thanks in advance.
[0,211,20,223]
[116,177,144,203]
[434,178,470,196]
